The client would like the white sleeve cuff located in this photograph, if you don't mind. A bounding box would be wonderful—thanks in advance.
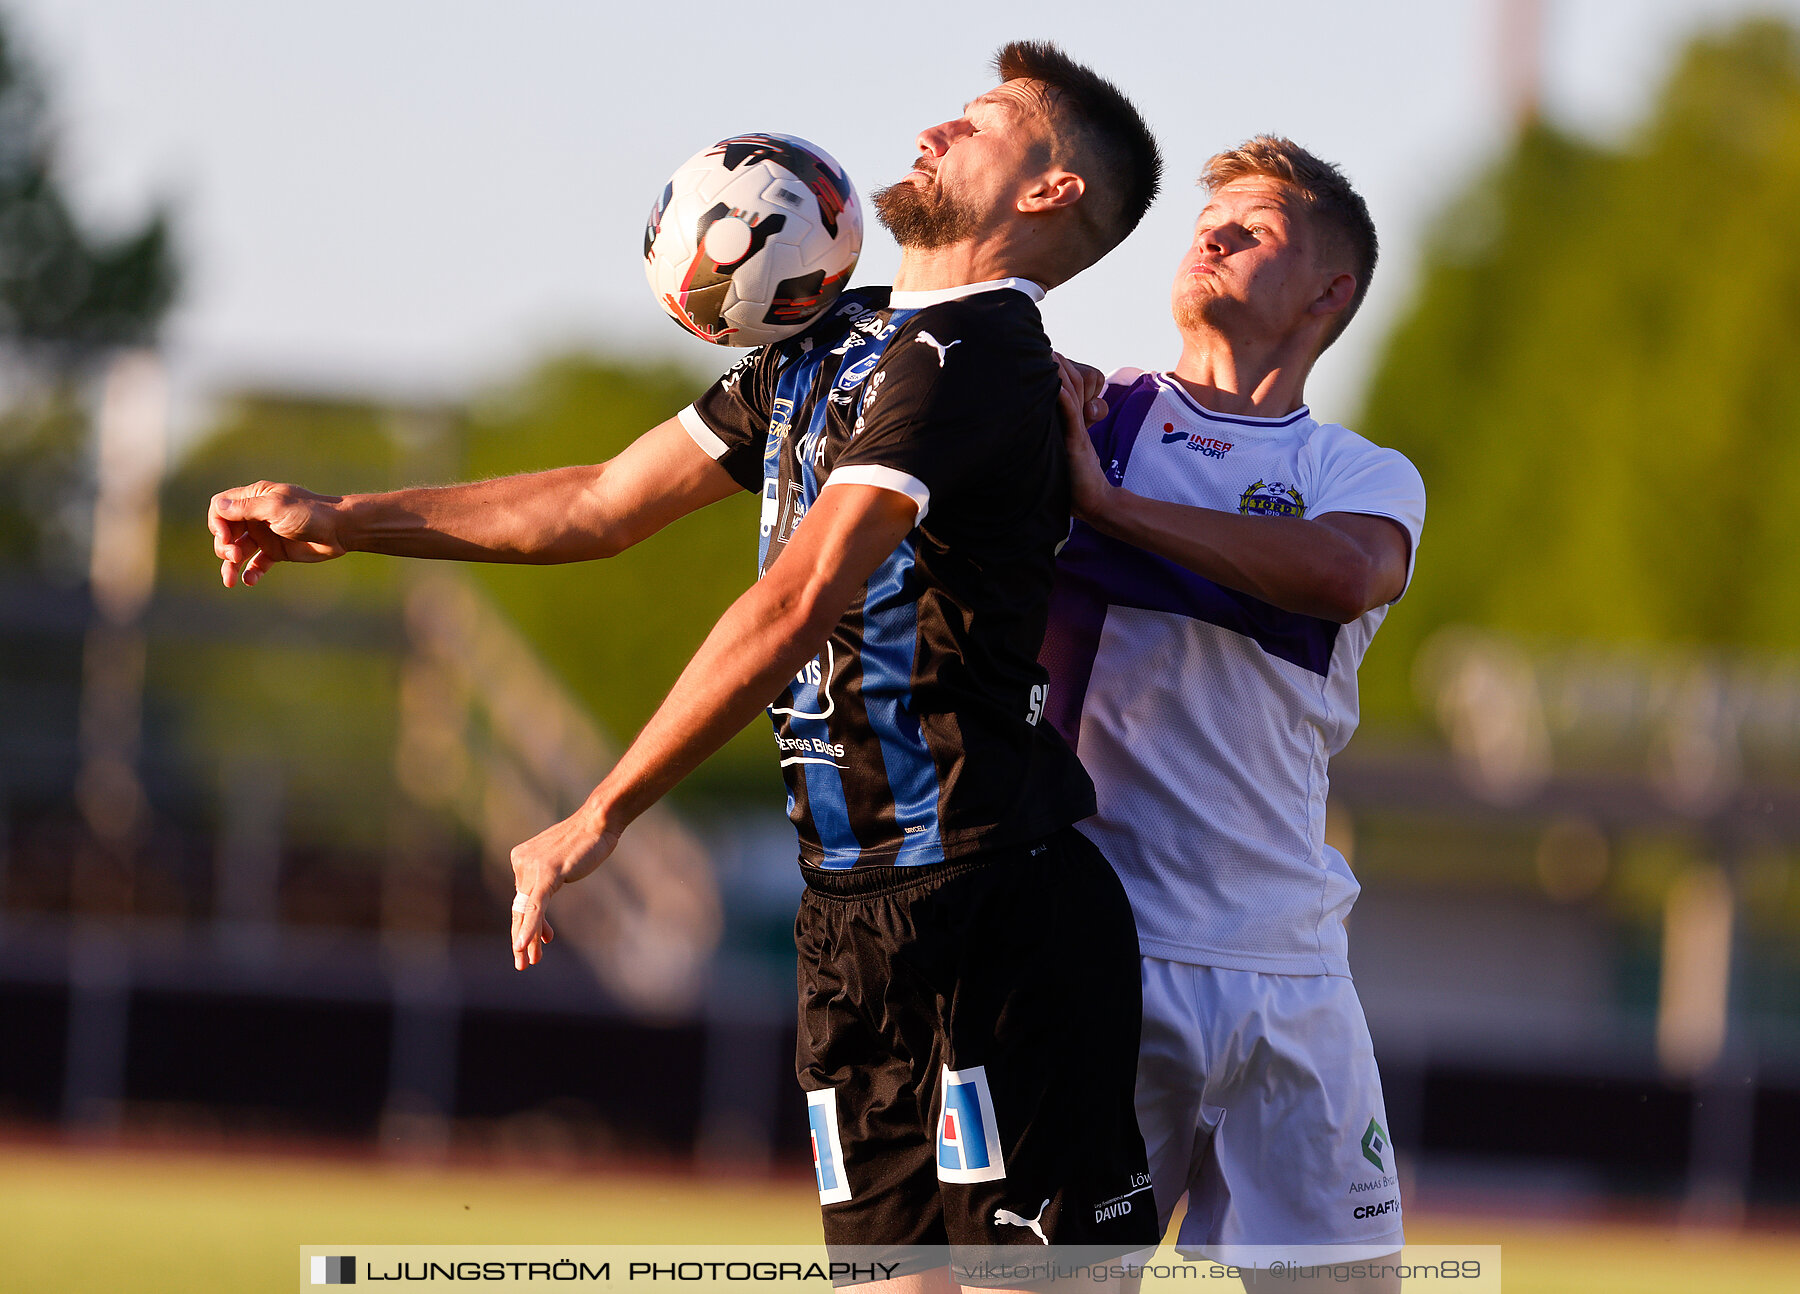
[677,405,730,460]
[823,464,931,525]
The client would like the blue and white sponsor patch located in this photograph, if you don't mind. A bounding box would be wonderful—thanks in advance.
[936,1064,1006,1184]
[807,1088,852,1204]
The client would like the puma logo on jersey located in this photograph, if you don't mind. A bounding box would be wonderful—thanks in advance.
[915,332,961,367]
[994,1199,1050,1244]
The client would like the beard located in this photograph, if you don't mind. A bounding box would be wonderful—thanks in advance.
[1172,278,1236,335]
[872,173,980,249]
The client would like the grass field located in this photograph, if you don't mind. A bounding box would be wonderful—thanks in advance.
[3,1141,1796,1293]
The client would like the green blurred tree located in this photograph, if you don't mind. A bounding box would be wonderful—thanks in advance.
[0,17,177,356]
[460,357,773,802]
[1357,18,1800,721]
[156,395,414,852]
[0,11,180,576]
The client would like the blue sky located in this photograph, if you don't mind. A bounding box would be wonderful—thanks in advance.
[11,0,1798,437]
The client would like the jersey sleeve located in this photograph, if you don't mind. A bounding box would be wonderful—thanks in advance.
[827,315,1037,524]
[1090,368,1153,480]
[1102,367,1146,403]
[681,346,779,494]
[1310,430,1427,598]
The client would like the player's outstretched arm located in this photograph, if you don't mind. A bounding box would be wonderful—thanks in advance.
[1056,376,1409,623]
[207,415,740,588]
[508,481,918,969]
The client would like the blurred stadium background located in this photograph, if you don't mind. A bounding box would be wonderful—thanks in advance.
[3,1,1800,1290]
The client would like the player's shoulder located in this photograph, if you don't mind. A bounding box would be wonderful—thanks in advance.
[1306,416,1416,465]
[1101,367,1157,401]
[1303,417,1425,495]
[893,284,1046,347]
[871,297,1048,396]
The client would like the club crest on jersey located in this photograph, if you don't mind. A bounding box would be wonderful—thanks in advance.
[835,350,882,389]
[1160,422,1232,458]
[807,1088,853,1204]
[936,1065,1006,1183]
[1239,480,1305,518]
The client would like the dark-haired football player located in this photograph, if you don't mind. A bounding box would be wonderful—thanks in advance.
[211,41,1164,1291]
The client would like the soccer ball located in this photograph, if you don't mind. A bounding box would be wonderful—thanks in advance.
[644,133,861,346]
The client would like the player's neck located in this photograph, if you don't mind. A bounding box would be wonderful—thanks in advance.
[892,242,1046,295]
[1170,334,1312,419]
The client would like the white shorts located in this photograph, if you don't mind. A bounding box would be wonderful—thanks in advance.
[1136,958,1404,1265]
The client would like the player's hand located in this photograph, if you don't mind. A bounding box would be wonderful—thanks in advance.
[508,809,622,970]
[208,482,348,588]
[1055,367,1116,526]
[1053,352,1108,427]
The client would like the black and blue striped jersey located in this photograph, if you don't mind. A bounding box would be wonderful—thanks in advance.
[680,278,1096,869]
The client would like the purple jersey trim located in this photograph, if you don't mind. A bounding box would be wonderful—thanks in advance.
[1156,375,1312,428]
[1040,375,1159,743]
[1095,374,1161,485]
[1041,377,1339,746]
[1064,526,1339,671]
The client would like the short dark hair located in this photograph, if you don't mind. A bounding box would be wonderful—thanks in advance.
[994,40,1162,265]
[1200,137,1378,350]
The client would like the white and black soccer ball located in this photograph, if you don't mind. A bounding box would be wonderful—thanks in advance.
[644,133,861,346]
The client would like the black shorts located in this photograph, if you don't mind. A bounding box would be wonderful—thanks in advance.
[795,825,1160,1259]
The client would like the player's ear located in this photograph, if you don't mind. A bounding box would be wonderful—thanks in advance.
[1018,169,1085,214]
[1310,271,1356,319]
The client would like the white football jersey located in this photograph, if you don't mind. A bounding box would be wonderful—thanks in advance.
[1041,370,1426,976]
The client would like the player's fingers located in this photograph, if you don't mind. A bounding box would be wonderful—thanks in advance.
[1085,395,1109,426]
[1069,355,1104,404]
[511,890,552,969]
[523,918,548,967]
[240,548,276,587]
[207,491,243,539]
[212,485,311,552]
[209,487,270,527]
[1055,380,1085,434]
[216,519,273,569]
[1077,363,1105,406]
[213,516,249,561]
[1052,352,1104,407]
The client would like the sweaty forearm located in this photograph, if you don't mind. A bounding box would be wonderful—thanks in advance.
[337,466,615,563]
[1090,489,1376,623]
